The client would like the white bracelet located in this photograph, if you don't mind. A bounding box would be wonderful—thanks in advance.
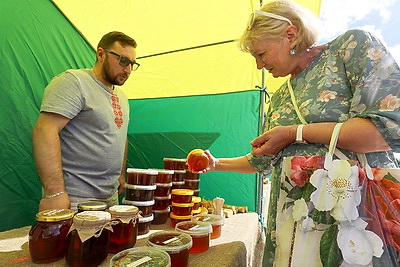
[295,125,308,144]
[43,191,65,199]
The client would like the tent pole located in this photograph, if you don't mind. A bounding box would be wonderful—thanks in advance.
[256,69,266,216]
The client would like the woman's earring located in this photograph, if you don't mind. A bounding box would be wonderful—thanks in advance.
[290,49,296,55]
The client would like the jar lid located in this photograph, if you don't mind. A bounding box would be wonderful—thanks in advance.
[172,202,194,208]
[138,214,154,223]
[73,211,111,227]
[155,182,173,187]
[127,168,158,175]
[192,196,201,203]
[192,207,202,214]
[35,209,74,222]
[192,214,224,225]
[149,169,174,174]
[110,247,171,267]
[172,181,185,185]
[153,206,170,213]
[184,179,200,182]
[77,200,107,211]
[125,184,157,190]
[122,198,155,206]
[163,158,186,162]
[169,212,192,220]
[171,189,194,196]
[108,205,139,216]
[172,170,186,174]
[175,221,212,236]
[154,195,171,200]
[147,231,192,253]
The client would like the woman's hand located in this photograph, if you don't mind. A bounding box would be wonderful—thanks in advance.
[250,125,297,156]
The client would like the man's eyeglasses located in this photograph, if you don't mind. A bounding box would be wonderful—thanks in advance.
[104,49,140,71]
[247,10,293,30]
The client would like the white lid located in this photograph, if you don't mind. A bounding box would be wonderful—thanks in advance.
[127,168,159,175]
[125,184,157,190]
[149,169,174,174]
[122,198,155,206]
[154,195,172,200]
[139,214,154,223]
[156,182,173,187]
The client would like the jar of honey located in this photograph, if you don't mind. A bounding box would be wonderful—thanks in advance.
[171,189,194,204]
[175,221,212,253]
[110,247,171,267]
[172,170,186,182]
[125,184,156,201]
[192,214,224,239]
[138,214,154,235]
[155,182,172,197]
[169,212,192,228]
[163,158,186,170]
[172,181,185,190]
[150,169,174,183]
[108,205,140,253]
[122,198,154,216]
[147,231,192,267]
[171,202,194,216]
[65,211,112,266]
[152,207,170,225]
[127,168,158,185]
[186,149,209,173]
[153,195,171,210]
[77,200,107,212]
[184,179,200,190]
[29,209,74,263]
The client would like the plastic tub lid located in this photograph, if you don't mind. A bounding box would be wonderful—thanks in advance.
[154,195,172,200]
[171,202,194,208]
[110,246,171,267]
[169,212,192,220]
[153,206,170,213]
[138,214,154,223]
[172,181,185,185]
[125,184,157,190]
[163,158,186,162]
[127,168,158,175]
[192,214,224,225]
[149,169,174,174]
[171,189,194,196]
[175,221,212,236]
[191,196,201,203]
[147,231,192,253]
[122,198,155,206]
[172,170,186,173]
[155,182,173,187]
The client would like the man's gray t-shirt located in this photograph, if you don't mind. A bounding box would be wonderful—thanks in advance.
[40,69,129,199]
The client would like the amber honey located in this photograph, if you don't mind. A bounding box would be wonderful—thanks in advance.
[122,198,154,216]
[171,189,193,203]
[192,214,224,239]
[153,195,171,210]
[171,202,194,216]
[29,209,74,263]
[192,196,201,210]
[172,170,186,182]
[125,184,156,201]
[152,207,170,225]
[175,221,212,254]
[138,214,153,235]
[150,169,174,183]
[184,179,200,190]
[126,168,158,185]
[147,231,192,267]
[163,158,186,170]
[170,212,192,228]
[154,182,172,197]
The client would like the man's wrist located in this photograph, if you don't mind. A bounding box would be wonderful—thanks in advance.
[42,191,65,199]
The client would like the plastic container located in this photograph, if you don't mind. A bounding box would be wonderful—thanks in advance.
[186,149,209,173]
[171,189,194,204]
[138,214,154,235]
[122,198,154,216]
[175,221,212,253]
[193,189,200,197]
[170,212,192,228]
[172,181,185,190]
[192,196,201,210]
[163,158,186,170]
[152,207,170,225]
[172,170,186,182]
[127,168,158,185]
[65,211,112,267]
[110,247,171,267]
[171,202,194,216]
[192,207,202,216]
[77,200,107,212]
[149,169,174,183]
[184,171,200,180]
[184,179,200,190]
[147,231,192,267]
[154,195,171,210]
[192,214,224,239]
[125,184,156,201]
[29,209,74,263]
[154,182,172,197]
[108,205,140,253]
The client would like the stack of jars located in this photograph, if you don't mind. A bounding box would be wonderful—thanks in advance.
[171,169,186,190]
[163,157,200,196]
[170,189,194,227]
[151,168,174,224]
[122,168,158,235]
[184,170,200,196]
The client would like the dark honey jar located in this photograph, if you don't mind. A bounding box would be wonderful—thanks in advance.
[169,212,192,228]
[175,221,212,253]
[163,158,186,170]
[122,198,154,216]
[65,211,112,267]
[152,207,170,225]
[184,179,200,190]
[108,205,140,253]
[125,184,156,201]
[171,202,194,216]
[153,195,171,210]
[138,214,153,235]
[147,231,192,267]
[29,209,74,263]
[172,170,186,182]
[171,189,194,203]
[127,168,158,185]
[77,200,107,212]
[150,168,174,183]
[154,182,172,197]
[172,181,185,190]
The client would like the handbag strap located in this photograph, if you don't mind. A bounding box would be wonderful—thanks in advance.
[324,123,345,169]
[287,79,307,124]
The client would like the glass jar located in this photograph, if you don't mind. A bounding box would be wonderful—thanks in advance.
[77,200,107,213]
[125,184,156,201]
[110,247,171,267]
[29,209,74,263]
[171,189,194,204]
[175,221,212,253]
[122,198,154,216]
[127,168,158,185]
[147,231,192,267]
[163,158,186,170]
[186,149,209,173]
[108,205,140,253]
[192,214,224,239]
[65,211,112,267]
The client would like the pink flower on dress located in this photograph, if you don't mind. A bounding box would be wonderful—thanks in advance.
[290,156,325,187]
[317,90,337,102]
[379,94,400,111]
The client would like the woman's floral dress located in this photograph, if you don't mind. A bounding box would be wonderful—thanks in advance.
[247,29,400,266]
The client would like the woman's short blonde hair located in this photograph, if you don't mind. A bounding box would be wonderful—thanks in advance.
[238,0,319,54]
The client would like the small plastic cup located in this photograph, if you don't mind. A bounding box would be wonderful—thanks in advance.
[175,221,212,253]
[192,214,224,239]
[192,196,201,210]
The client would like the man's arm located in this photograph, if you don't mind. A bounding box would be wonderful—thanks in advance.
[118,138,128,195]
[32,112,71,211]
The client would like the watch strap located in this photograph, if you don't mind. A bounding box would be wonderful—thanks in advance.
[296,125,308,144]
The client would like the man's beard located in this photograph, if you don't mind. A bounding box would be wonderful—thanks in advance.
[103,59,127,86]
